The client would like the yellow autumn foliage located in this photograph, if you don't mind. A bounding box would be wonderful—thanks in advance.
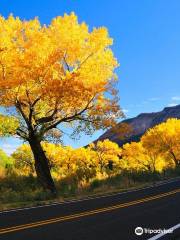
[10,118,180,182]
[0,13,121,131]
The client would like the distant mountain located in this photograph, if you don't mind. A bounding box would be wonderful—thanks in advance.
[96,104,180,146]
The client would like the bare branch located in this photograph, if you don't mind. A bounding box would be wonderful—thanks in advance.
[32,97,41,107]
[43,97,95,133]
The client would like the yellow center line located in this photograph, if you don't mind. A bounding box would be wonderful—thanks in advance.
[0,188,180,235]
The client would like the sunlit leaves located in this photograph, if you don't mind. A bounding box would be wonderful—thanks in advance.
[122,118,180,172]
[0,114,19,137]
[10,118,180,182]
[0,13,121,138]
[141,118,180,167]
[88,139,122,176]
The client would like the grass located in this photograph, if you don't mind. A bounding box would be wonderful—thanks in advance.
[0,168,180,211]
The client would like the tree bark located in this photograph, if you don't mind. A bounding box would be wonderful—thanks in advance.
[28,136,57,196]
[170,151,179,168]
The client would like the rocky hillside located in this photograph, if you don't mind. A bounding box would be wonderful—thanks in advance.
[97,104,180,146]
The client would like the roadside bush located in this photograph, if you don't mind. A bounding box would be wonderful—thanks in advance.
[56,175,78,196]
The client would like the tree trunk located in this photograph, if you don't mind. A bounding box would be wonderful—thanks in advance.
[28,136,57,196]
[170,151,179,168]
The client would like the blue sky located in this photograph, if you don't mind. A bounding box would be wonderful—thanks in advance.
[0,0,180,154]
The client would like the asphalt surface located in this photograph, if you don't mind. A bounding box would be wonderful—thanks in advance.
[0,178,180,240]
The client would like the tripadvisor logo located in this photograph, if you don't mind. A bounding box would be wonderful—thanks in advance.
[135,227,173,236]
[135,227,143,236]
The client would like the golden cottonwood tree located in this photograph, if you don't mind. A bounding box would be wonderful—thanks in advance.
[59,147,97,184]
[122,142,161,173]
[89,140,122,176]
[12,144,35,175]
[12,143,64,175]
[0,13,122,194]
[141,118,180,168]
[72,148,97,183]
[12,144,96,184]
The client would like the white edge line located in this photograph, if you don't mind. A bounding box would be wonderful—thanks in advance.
[147,223,180,240]
[0,177,180,214]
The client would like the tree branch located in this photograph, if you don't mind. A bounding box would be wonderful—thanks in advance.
[63,53,70,72]
[43,97,95,133]
[15,100,33,131]
[16,128,29,140]
[36,101,58,124]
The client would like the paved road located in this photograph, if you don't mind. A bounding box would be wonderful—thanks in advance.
[0,179,180,240]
